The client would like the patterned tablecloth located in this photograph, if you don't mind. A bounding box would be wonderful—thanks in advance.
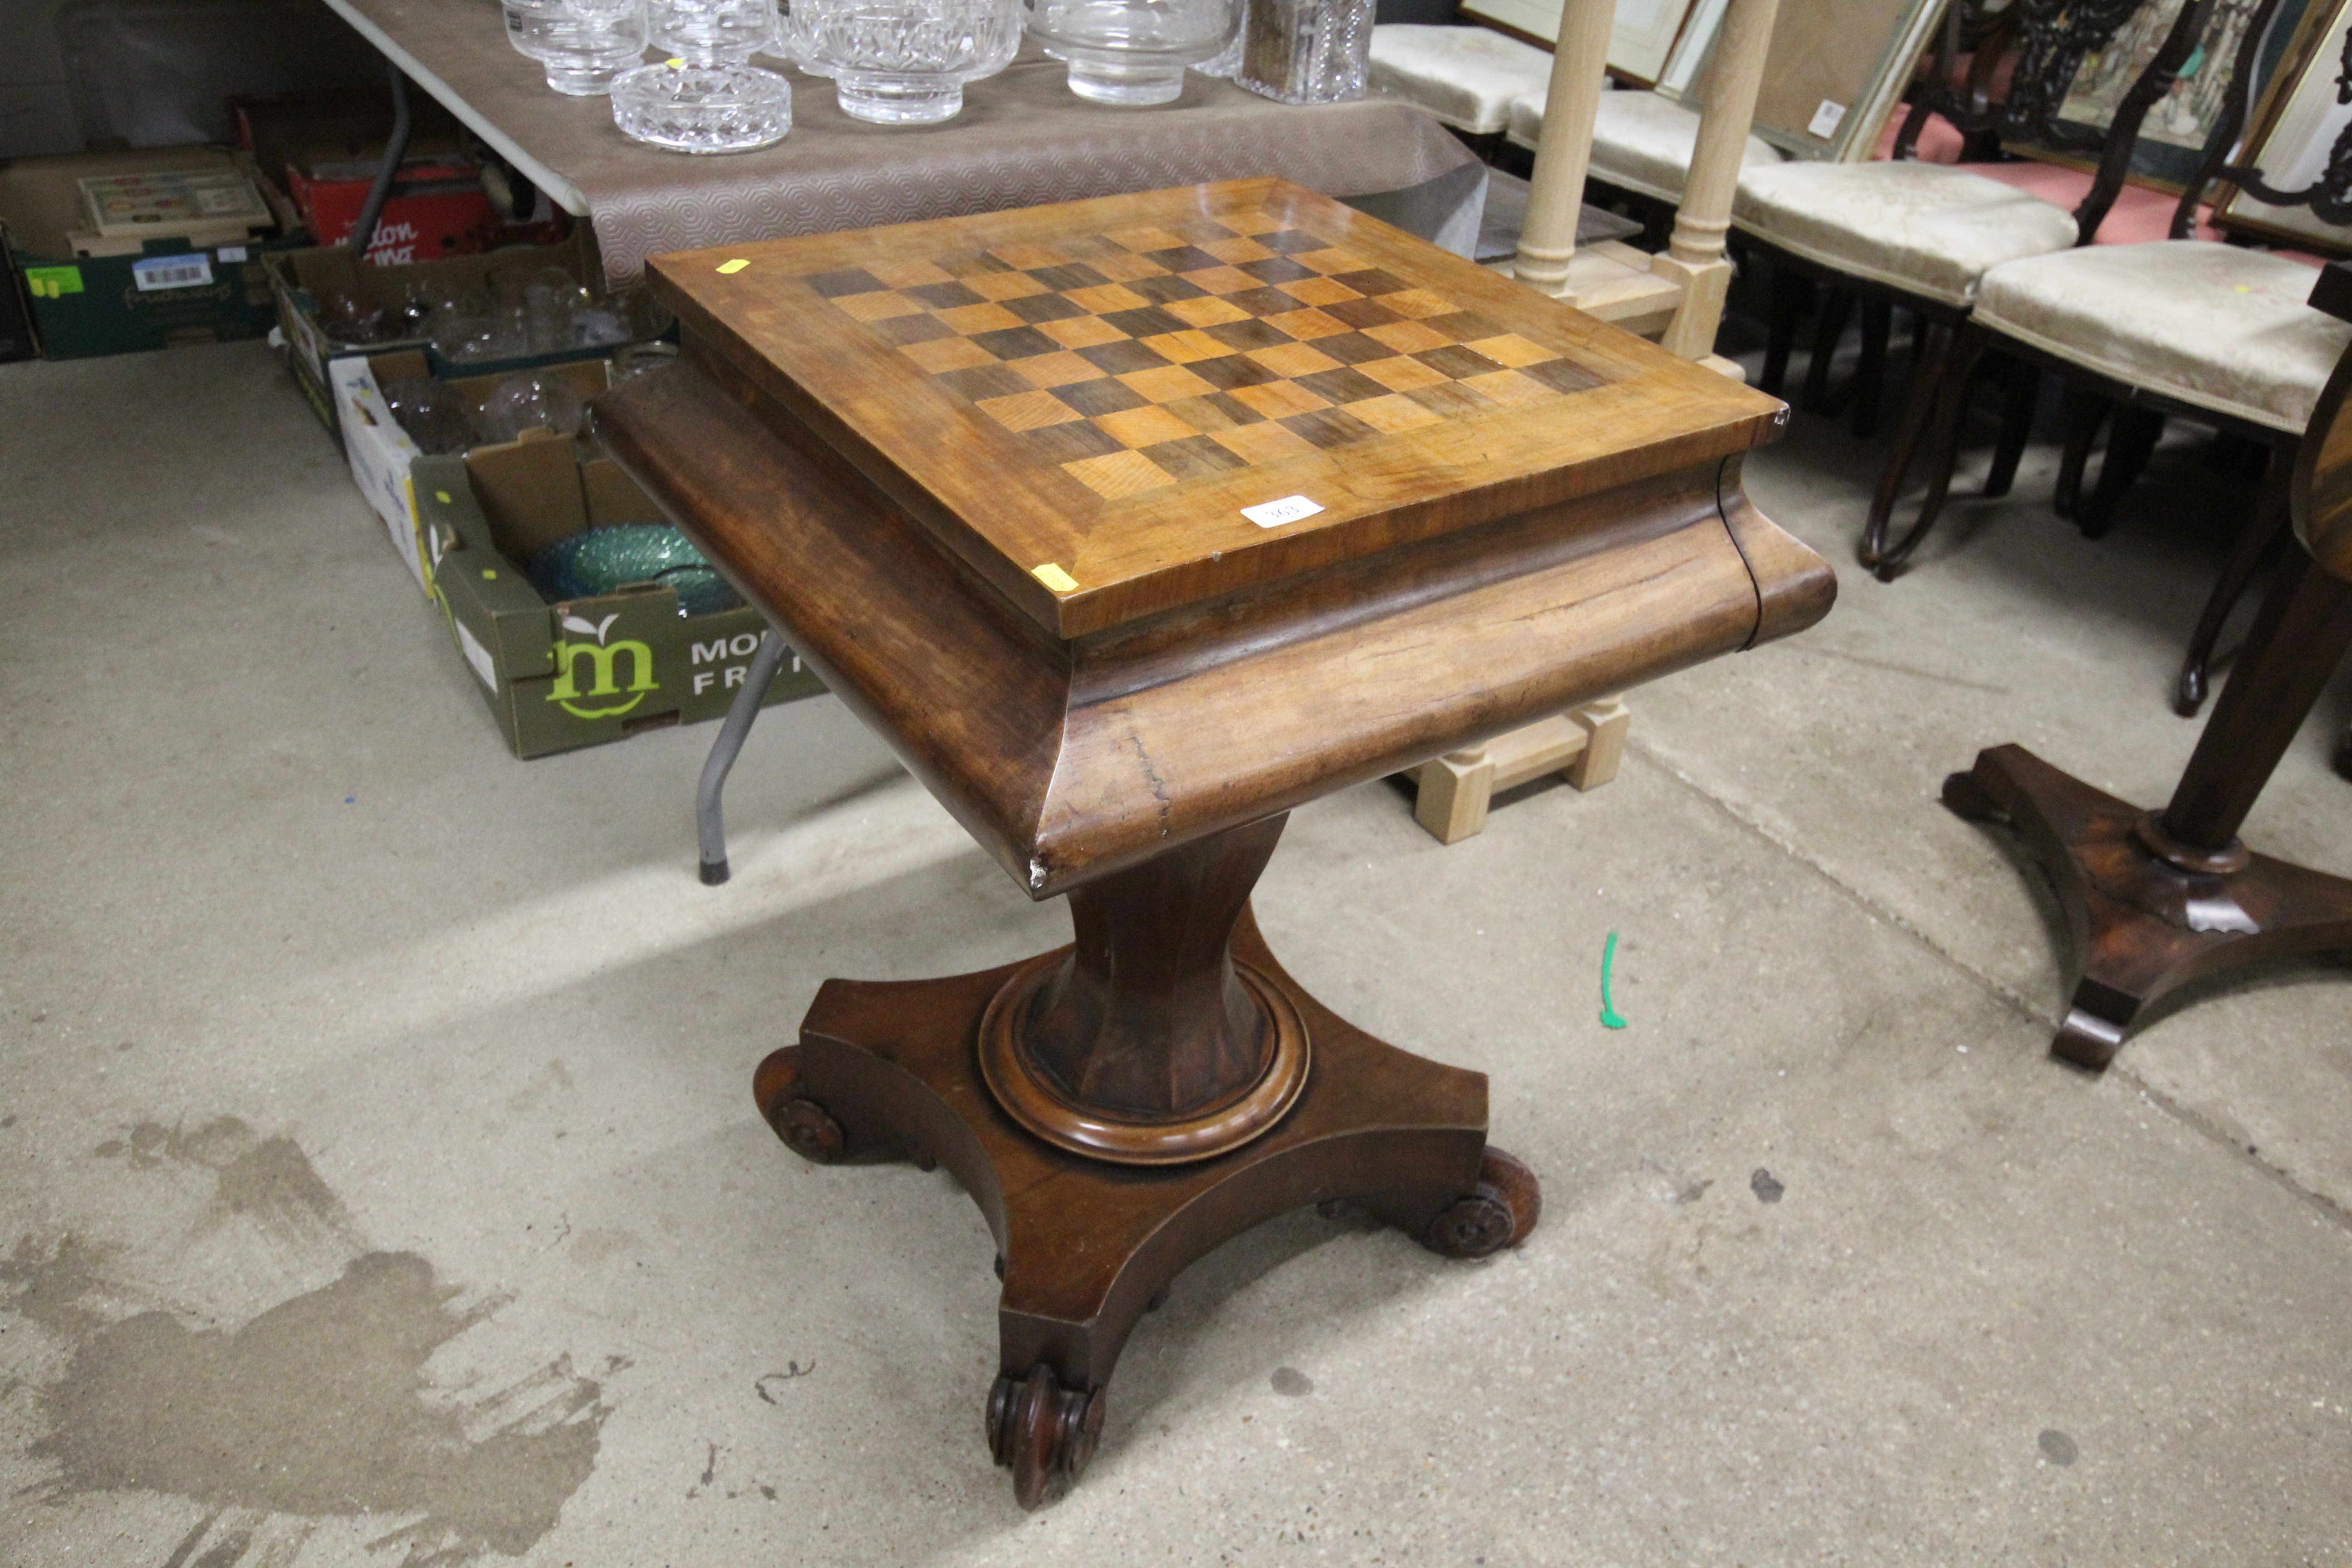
[325,0,1484,284]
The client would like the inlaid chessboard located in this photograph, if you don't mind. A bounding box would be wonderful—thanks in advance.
[799,222,1602,504]
[648,179,1785,637]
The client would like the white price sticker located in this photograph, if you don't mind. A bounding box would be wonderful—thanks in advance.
[1808,99,1847,138]
[217,244,249,263]
[131,253,213,292]
[1241,495,1324,529]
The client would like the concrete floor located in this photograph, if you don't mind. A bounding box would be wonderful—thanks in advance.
[3,309,2350,1567]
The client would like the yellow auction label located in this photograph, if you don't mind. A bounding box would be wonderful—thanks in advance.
[1031,562,1078,593]
[717,259,750,274]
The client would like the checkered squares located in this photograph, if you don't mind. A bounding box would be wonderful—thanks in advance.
[805,210,1606,502]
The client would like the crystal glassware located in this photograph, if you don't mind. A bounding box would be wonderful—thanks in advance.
[1190,0,1244,78]
[507,0,650,95]
[649,0,778,62]
[1028,0,1237,106]
[1235,0,1369,105]
[788,0,1021,124]
[611,57,794,151]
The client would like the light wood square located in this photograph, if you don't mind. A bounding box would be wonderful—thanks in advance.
[1465,334,1556,369]
[1181,265,1262,295]
[965,270,1053,301]
[1248,341,1344,379]
[1096,406,1200,448]
[978,389,1086,431]
[1207,419,1318,464]
[1276,275,1363,308]
[1118,363,1220,403]
[1291,247,1372,275]
[1163,296,1254,328]
[1458,369,1558,408]
[866,259,956,289]
[1356,354,1453,392]
[1137,329,1233,365]
[1017,351,1112,388]
[1220,210,1292,236]
[1065,283,1152,314]
[1084,251,1166,283]
[1345,393,1446,435]
[1063,449,1173,498]
[1263,307,1351,341]
[1230,379,1331,420]
[990,241,1073,270]
[935,301,1027,333]
[1039,315,1132,349]
[836,290,927,322]
[1105,225,1190,254]
[1200,237,1277,264]
[1362,319,1453,354]
[1376,289,1457,319]
[902,336,998,373]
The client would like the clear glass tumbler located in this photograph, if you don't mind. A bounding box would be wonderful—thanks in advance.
[787,0,1022,123]
[508,0,650,95]
[1235,0,1369,104]
[1028,0,1238,105]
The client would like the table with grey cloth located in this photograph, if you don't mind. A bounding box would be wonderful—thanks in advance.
[320,0,1504,283]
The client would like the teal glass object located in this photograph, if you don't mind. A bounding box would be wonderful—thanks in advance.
[529,524,743,616]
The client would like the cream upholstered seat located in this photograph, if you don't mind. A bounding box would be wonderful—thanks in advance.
[1733,160,2079,309]
[1973,242,2347,433]
[1506,87,1781,204]
[1368,24,1555,137]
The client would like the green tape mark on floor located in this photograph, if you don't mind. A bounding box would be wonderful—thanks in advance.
[1599,929,1628,1030]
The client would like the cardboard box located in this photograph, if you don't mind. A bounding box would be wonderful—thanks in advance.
[414,448,827,759]
[232,91,553,267]
[0,146,284,359]
[328,347,614,594]
[267,226,601,435]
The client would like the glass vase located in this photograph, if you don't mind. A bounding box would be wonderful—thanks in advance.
[1028,0,1238,106]
[649,0,778,62]
[788,0,1022,124]
[1235,0,1369,105]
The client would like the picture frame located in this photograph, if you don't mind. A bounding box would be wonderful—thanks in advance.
[2214,0,2352,249]
[1458,0,1702,88]
[1656,0,1945,163]
[2009,0,2313,196]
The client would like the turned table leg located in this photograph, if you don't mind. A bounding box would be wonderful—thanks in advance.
[750,815,1541,1506]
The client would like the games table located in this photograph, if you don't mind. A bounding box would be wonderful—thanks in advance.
[591,177,1835,1506]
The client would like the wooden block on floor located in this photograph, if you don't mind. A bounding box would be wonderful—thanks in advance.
[1408,697,1631,844]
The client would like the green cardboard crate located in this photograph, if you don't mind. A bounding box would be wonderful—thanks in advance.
[0,147,286,359]
[413,445,826,759]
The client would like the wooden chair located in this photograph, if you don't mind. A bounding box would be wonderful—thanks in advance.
[1402,0,1784,843]
[1874,0,2352,716]
[1743,0,2230,514]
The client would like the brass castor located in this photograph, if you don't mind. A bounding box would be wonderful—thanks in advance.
[1421,1147,1542,1259]
[753,1046,845,1164]
[986,1364,1105,1509]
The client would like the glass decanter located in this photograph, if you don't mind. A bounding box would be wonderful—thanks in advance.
[1028,0,1238,105]
[788,0,1022,124]
[1235,0,1369,105]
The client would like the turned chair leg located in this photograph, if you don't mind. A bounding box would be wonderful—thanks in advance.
[2053,385,2108,520]
[2076,406,2164,539]
[1982,354,2041,500]
[1862,322,1985,578]
[2175,445,2291,716]
[1851,297,1892,439]
[1761,262,1808,396]
[1803,288,1856,415]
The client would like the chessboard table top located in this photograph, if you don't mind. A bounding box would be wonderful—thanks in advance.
[647,177,1784,639]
